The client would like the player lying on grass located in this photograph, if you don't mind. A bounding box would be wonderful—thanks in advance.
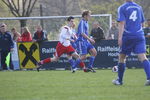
[112,0,150,86]
[36,16,90,73]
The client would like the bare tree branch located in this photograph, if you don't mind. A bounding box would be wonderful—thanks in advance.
[7,0,16,12]
[26,0,37,16]
[26,0,32,16]
[11,0,18,11]
[2,0,18,17]
[2,0,38,27]
[22,0,27,16]
[17,0,20,13]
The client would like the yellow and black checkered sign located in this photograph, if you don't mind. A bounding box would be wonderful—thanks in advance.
[146,45,150,56]
[17,42,40,69]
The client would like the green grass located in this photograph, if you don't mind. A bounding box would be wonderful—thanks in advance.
[0,69,150,100]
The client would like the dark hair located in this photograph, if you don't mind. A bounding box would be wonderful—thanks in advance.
[82,10,91,17]
[147,19,150,21]
[67,16,74,21]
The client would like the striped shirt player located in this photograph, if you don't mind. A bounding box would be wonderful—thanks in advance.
[112,0,150,86]
[36,16,88,73]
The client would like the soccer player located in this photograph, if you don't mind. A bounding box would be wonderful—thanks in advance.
[76,10,97,72]
[36,16,88,73]
[112,0,150,86]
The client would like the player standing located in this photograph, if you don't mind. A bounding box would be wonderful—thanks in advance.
[36,16,88,72]
[112,0,150,86]
[76,10,97,72]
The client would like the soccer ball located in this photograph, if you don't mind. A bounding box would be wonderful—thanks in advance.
[112,66,118,72]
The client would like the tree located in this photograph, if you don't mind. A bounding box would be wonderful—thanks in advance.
[136,0,150,18]
[38,0,81,40]
[2,0,38,27]
[39,0,81,16]
[90,0,150,19]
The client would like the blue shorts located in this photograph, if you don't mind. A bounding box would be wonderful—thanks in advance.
[76,41,94,55]
[120,35,146,55]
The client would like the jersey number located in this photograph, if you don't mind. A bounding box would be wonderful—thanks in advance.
[129,11,137,21]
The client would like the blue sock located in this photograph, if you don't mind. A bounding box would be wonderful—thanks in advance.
[74,59,81,67]
[88,56,95,68]
[68,59,75,69]
[118,63,126,83]
[142,60,150,80]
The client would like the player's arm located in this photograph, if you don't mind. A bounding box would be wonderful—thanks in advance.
[117,6,125,46]
[66,38,75,42]
[81,33,95,44]
[71,32,77,42]
[118,21,125,46]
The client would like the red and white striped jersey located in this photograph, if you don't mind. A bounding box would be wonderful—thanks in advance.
[59,25,75,47]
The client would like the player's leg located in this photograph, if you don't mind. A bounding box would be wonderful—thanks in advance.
[67,55,76,73]
[138,53,150,85]
[71,52,88,72]
[88,43,97,72]
[80,54,87,60]
[36,42,63,71]
[135,38,150,86]
[75,41,90,72]
[69,41,79,72]
[113,54,127,85]
[38,56,59,65]
[36,56,59,72]
[113,36,130,85]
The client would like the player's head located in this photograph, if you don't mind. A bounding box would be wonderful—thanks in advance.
[67,16,75,28]
[82,10,91,21]
[147,19,150,26]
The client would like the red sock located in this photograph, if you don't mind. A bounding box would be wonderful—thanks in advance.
[79,62,85,68]
[42,58,51,64]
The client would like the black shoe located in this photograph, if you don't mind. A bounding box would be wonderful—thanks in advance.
[36,62,42,72]
[72,68,77,73]
[88,68,96,73]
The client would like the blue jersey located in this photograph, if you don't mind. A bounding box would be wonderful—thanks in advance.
[77,19,89,42]
[117,1,145,36]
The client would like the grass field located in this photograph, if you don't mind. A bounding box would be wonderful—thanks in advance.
[0,69,150,100]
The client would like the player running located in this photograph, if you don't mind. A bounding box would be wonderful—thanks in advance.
[76,10,97,72]
[36,16,88,73]
[112,0,150,86]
